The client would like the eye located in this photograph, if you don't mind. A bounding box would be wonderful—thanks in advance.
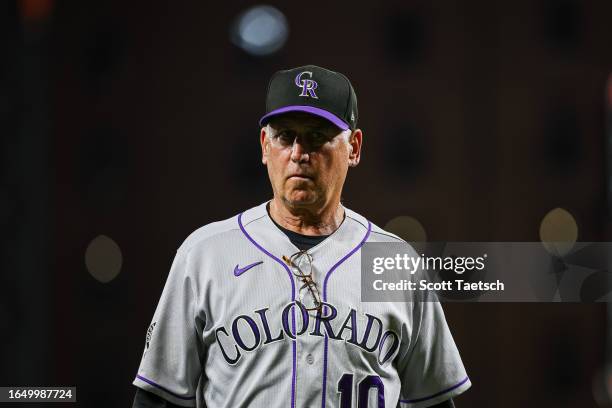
[311,131,324,139]
[309,131,332,146]
[274,130,296,144]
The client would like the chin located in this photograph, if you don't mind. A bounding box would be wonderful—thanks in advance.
[283,190,319,208]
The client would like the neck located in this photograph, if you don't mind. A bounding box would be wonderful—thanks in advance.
[269,196,344,236]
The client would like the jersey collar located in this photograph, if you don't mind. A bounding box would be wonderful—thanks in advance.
[238,201,371,265]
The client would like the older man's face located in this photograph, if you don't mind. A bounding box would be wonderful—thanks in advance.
[261,112,361,210]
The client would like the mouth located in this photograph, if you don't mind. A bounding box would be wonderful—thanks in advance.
[287,174,314,181]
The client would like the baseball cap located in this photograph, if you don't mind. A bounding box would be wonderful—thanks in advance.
[259,65,358,131]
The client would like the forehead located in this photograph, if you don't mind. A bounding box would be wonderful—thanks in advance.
[267,112,342,132]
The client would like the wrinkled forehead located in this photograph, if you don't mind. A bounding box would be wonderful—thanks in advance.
[267,112,343,133]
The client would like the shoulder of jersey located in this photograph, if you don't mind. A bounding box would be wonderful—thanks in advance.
[344,207,404,243]
[175,202,272,255]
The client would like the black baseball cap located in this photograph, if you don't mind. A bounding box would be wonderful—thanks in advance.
[259,65,358,131]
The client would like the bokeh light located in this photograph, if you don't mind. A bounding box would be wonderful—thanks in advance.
[85,235,123,283]
[384,215,427,254]
[539,207,578,257]
[230,5,289,56]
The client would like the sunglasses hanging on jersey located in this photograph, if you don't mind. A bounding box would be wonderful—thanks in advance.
[282,250,322,312]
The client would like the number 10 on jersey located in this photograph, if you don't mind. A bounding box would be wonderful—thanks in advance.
[337,374,384,407]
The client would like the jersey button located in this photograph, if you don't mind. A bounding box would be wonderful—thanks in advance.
[306,353,315,365]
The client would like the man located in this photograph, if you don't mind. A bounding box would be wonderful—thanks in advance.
[132,65,470,407]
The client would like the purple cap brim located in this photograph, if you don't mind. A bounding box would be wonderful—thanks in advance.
[259,106,350,130]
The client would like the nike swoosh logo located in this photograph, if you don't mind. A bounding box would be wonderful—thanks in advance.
[234,261,263,277]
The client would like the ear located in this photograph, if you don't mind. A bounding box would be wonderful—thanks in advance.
[260,127,270,165]
[348,129,362,167]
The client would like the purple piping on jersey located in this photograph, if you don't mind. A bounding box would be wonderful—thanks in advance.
[259,105,350,130]
[399,376,470,403]
[321,337,330,408]
[320,221,372,408]
[135,375,196,400]
[237,212,297,408]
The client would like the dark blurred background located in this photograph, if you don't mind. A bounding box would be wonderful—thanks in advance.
[2,0,612,406]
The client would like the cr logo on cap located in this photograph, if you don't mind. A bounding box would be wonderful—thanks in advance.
[295,71,318,99]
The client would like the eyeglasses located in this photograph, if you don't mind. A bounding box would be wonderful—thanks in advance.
[282,250,322,312]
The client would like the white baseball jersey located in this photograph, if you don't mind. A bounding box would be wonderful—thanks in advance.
[133,201,470,407]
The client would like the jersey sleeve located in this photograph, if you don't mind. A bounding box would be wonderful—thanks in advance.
[133,248,205,407]
[396,297,471,408]
[132,388,186,408]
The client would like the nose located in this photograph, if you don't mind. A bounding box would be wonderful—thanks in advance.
[290,137,309,163]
